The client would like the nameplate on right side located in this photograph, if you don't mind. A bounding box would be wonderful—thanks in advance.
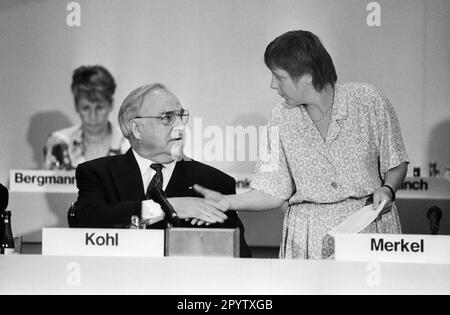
[335,233,450,264]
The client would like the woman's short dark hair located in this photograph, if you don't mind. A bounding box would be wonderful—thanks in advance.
[71,65,116,105]
[264,30,337,92]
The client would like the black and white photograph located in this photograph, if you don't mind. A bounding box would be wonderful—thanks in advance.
[0,0,449,298]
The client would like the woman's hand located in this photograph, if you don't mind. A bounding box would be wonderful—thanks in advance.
[373,162,407,220]
[373,186,394,220]
[187,184,232,227]
[193,184,232,212]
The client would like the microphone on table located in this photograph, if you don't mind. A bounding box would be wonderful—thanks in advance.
[427,206,443,235]
[51,143,72,170]
[149,186,180,228]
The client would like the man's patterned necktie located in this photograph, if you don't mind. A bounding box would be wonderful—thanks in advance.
[146,163,164,199]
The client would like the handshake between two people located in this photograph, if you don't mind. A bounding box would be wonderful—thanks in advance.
[142,185,231,227]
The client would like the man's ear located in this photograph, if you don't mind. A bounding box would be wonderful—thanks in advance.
[130,120,142,140]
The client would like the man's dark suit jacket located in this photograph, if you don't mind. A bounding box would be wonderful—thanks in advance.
[75,149,250,257]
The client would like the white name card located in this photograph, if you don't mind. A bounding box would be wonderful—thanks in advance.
[10,170,77,193]
[42,228,165,257]
[335,233,450,264]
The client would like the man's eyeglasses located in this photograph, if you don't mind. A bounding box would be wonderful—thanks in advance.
[134,109,190,126]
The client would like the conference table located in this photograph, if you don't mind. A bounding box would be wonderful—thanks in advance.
[3,172,450,295]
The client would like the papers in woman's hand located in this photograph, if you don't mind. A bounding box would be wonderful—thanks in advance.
[328,200,387,237]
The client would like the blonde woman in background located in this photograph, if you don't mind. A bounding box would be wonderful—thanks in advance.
[44,65,129,170]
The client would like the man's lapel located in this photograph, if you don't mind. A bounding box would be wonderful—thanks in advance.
[110,149,146,201]
[165,160,197,198]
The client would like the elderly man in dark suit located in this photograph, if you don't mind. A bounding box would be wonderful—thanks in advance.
[75,83,250,257]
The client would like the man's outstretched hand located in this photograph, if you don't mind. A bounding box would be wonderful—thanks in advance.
[167,197,228,224]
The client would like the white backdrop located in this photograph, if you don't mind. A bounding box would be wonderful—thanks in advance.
[0,0,449,184]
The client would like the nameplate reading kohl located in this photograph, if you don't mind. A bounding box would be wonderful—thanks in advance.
[335,233,450,264]
[9,169,77,193]
[42,228,165,257]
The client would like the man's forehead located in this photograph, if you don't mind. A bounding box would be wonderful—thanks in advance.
[141,89,181,113]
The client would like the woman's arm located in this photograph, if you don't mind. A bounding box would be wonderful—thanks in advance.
[194,185,287,212]
[373,162,408,212]
[383,162,408,193]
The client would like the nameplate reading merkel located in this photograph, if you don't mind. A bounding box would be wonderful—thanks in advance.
[335,233,450,264]
[42,228,164,257]
[9,170,77,193]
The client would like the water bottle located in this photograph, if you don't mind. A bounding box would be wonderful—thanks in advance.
[1,211,15,255]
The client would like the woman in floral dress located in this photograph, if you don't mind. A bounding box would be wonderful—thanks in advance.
[195,30,409,259]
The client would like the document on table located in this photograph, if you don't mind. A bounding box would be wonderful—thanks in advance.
[328,200,387,237]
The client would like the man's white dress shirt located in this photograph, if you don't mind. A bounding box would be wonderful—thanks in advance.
[132,150,176,225]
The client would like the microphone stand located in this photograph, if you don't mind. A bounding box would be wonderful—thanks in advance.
[149,186,180,228]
